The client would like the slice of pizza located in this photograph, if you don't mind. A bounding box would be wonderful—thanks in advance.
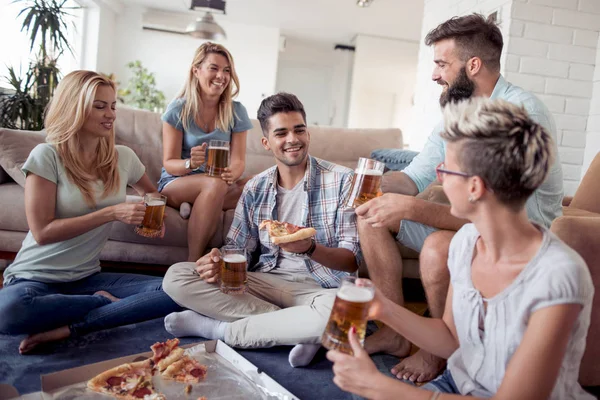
[161,355,208,383]
[87,359,165,400]
[150,338,185,372]
[259,219,317,244]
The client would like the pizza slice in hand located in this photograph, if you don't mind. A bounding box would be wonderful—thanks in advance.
[259,219,317,245]
[87,359,165,400]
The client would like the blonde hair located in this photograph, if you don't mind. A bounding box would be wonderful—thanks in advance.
[178,42,240,132]
[441,97,553,209]
[44,70,120,207]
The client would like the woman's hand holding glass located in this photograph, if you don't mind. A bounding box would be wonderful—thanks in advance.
[189,142,208,170]
[326,325,382,397]
[111,202,146,225]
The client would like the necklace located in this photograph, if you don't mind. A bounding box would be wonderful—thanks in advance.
[198,110,216,132]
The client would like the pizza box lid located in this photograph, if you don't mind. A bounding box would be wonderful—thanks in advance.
[40,340,299,399]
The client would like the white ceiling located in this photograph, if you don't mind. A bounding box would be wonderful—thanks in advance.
[122,0,424,45]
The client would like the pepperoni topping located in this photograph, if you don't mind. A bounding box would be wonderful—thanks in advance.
[106,376,123,386]
[132,387,152,398]
[284,223,301,234]
[190,368,205,378]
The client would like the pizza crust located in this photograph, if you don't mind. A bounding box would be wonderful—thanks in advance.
[162,356,207,383]
[270,227,316,244]
[157,347,184,372]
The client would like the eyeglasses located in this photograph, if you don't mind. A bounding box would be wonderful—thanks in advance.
[435,162,471,183]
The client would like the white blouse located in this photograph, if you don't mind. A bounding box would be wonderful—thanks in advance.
[447,224,594,399]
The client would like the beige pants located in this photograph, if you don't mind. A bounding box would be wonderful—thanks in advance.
[163,262,337,348]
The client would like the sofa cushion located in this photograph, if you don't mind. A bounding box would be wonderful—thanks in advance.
[0,183,28,231]
[107,205,225,250]
[114,107,164,185]
[0,129,45,187]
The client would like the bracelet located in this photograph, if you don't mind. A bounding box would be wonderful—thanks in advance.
[429,392,441,400]
[293,237,317,258]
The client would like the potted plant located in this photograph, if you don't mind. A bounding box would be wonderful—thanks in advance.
[119,61,166,113]
[0,0,77,130]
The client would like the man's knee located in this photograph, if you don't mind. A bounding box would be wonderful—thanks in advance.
[163,262,195,300]
[420,230,455,284]
[0,287,33,334]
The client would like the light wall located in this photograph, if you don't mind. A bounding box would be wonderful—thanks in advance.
[347,35,419,147]
[275,38,354,127]
[87,4,280,119]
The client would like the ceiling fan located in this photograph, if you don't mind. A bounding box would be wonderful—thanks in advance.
[143,0,227,40]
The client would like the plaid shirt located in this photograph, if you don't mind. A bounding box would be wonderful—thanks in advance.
[225,155,361,288]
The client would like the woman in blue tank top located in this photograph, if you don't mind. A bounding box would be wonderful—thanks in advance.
[158,42,252,262]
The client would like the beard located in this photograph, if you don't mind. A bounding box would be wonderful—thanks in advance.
[439,67,475,107]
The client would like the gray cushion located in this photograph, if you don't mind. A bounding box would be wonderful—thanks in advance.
[0,129,45,187]
[0,183,28,231]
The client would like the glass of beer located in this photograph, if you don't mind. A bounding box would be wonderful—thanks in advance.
[344,157,385,208]
[219,246,247,295]
[134,193,166,238]
[206,140,230,177]
[321,276,374,355]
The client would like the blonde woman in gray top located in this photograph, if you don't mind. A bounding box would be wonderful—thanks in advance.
[0,71,180,354]
[327,97,594,399]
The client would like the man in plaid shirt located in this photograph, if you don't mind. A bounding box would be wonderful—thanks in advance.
[162,92,360,367]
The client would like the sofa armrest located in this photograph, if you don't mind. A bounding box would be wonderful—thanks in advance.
[550,216,600,386]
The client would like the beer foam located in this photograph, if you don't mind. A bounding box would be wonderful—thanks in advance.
[223,254,246,263]
[337,285,374,302]
[209,147,230,151]
[146,200,165,206]
[354,169,383,176]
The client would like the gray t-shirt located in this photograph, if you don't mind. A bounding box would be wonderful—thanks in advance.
[447,223,594,399]
[3,144,146,285]
[274,180,311,277]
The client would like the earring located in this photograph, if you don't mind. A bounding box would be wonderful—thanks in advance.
[468,196,476,203]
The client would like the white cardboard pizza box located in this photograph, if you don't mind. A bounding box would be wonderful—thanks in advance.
[39,340,299,399]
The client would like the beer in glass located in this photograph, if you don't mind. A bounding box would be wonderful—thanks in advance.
[345,158,385,208]
[321,276,374,355]
[206,140,230,177]
[220,246,247,295]
[134,193,167,238]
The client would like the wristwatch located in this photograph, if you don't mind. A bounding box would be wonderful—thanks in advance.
[184,158,193,170]
[294,237,317,259]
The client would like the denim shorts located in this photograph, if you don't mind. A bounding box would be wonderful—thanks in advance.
[157,168,205,192]
[396,220,438,252]
[422,369,461,394]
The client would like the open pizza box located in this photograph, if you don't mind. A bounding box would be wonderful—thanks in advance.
[39,340,299,400]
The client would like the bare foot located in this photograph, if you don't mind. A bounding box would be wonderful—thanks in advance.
[391,349,446,382]
[19,326,71,354]
[364,325,411,357]
[95,290,120,302]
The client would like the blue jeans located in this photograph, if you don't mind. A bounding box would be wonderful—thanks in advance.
[0,272,181,336]
[422,369,462,394]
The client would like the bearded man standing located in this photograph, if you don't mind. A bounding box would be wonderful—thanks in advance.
[357,13,564,383]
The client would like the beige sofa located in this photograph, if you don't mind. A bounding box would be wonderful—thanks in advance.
[0,106,415,272]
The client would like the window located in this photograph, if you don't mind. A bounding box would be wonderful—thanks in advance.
[0,0,83,90]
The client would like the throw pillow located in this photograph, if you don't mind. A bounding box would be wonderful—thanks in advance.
[0,128,45,187]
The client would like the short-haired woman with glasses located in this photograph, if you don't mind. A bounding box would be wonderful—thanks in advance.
[328,97,594,399]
